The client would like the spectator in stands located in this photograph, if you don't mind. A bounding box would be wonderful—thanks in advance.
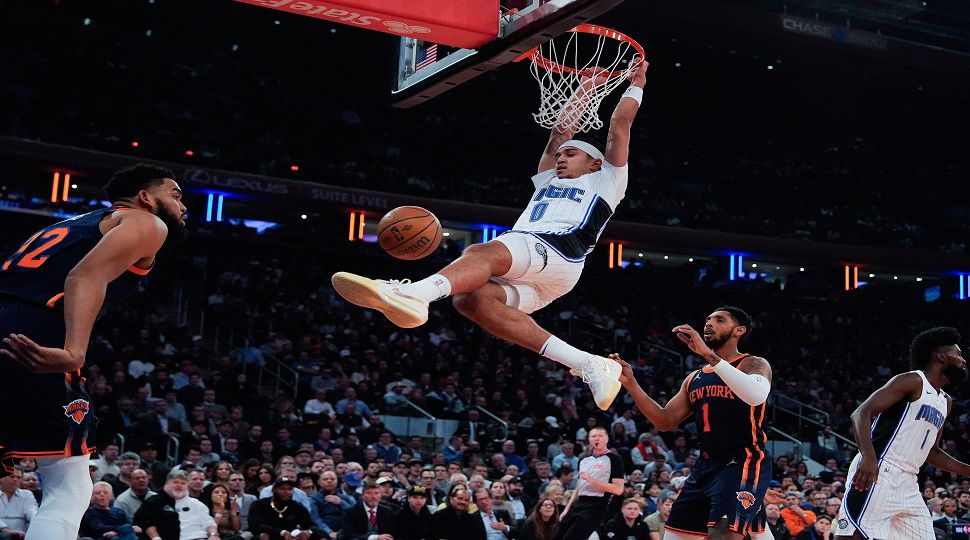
[309,470,354,537]
[248,477,320,539]
[601,497,650,540]
[369,431,401,464]
[138,443,169,492]
[550,442,578,472]
[431,487,477,540]
[335,388,371,417]
[442,436,466,464]
[304,389,336,418]
[933,497,963,530]
[823,497,841,519]
[796,514,832,540]
[221,438,242,467]
[781,491,816,537]
[393,485,433,540]
[188,469,208,500]
[341,481,394,540]
[417,468,444,510]
[92,443,121,482]
[501,440,529,474]
[226,472,257,533]
[926,497,944,520]
[519,495,560,540]
[471,487,515,540]
[114,468,156,520]
[80,482,140,540]
[489,481,516,517]
[135,470,219,540]
[17,473,40,506]
[643,454,672,477]
[207,485,242,539]
[341,433,366,465]
[643,492,674,539]
[139,399,182,448]
[0,468,36,539]
[631,433,660,471]
[764,503,792,540]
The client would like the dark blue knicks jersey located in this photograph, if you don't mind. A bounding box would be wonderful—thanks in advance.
[687,354,768,458]
[0,208,150,315]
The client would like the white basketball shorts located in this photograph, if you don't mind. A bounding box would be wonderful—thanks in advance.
[835,454,934,539]
[490,232,585,314]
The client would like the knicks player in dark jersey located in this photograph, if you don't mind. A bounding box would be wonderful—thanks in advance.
[610,306,775,540]
[0,164,186,540]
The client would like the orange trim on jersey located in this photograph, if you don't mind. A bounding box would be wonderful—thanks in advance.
[5,450,72,458]
[127,265,151,276]
[664,525,707,538]
[740,447,753,486]
[757,403,767,444]
[752,447,765,493]
[45,292,65,308]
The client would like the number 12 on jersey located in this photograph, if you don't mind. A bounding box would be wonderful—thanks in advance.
[1,227,69,271]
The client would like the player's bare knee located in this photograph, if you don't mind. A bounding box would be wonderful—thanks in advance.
[461,241,512,275]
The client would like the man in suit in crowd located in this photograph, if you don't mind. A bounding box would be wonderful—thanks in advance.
[341,481,394,540]
[471,487,516,540]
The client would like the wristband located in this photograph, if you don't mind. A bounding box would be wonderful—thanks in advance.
[621,86,643,105]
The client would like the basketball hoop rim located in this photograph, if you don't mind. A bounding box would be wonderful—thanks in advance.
[512,23,645,77]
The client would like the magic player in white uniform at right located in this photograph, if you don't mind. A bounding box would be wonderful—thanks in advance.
[332,59,648,410]
[836,326,970,540]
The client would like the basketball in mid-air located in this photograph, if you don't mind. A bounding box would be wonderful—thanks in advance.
[377,206,442,260]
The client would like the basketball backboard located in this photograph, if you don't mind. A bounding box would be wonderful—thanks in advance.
[392,0,628,108]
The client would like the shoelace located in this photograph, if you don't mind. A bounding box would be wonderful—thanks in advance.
[379,278,412,286]
[575,361,609,384]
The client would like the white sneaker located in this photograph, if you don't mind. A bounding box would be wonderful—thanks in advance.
[570,355,623,410]
[331,272,429,328]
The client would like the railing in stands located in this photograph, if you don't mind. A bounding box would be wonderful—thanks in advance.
[567,316,617,351]
[767,426,803,463]
[771,393,831,433]
[114,433,126,454]
[166,435,180,469]
[257,353,300,401]
[405,398,441,451]
[475,405,509,451]
[212,324,299,401]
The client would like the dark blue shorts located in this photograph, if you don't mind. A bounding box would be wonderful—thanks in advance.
[0,301,97,473]
[665,448,772,535]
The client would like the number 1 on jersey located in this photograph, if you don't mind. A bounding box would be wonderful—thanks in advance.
[702,402,712,433]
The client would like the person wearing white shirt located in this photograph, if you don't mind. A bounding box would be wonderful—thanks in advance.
[303,389,336,417]
[0,469,37,538]
[611,410,637,438]
[550,442,579,472]
[91,443,121,482]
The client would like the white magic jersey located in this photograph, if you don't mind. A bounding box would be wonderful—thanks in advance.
[869,370,948,474]
[509,163,628,260]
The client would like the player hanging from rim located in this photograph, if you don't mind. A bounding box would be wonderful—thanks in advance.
[331,58,648,410]
[835,327,970,540]
[610,307,777,540]
[0,164,187,540]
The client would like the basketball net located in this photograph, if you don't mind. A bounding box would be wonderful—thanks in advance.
[522,26,642,133]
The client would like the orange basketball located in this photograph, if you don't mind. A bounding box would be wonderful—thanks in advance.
[377,206,442,260]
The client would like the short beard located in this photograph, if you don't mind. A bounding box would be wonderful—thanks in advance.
[704,331,732,351]
[943,364,969,385]
[165,487,187,499]
[156,206,187,248]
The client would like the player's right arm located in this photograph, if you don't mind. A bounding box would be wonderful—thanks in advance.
[1,211,167,373]
[609,354,692,431]
[849,372,922,491]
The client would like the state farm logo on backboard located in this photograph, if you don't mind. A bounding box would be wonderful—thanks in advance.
[236,0,429,35]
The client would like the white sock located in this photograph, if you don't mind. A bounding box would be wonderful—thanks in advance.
[403,274,452,303]
[540,335,589,370]
[26,455,92,540]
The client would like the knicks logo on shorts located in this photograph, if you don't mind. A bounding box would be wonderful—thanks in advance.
[837,518,849,530]
[63,399,90,424]
[736,491,756,510]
